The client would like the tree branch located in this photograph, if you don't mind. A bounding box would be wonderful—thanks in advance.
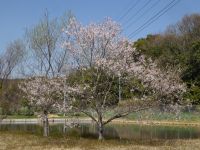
[103,105,154,125]
[80,110,98,123]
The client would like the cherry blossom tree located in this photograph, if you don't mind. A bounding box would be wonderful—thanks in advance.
[19,11,74,136]
[62,18,186,140]
[19,77,64,136]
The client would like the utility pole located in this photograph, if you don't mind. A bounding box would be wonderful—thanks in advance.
[63,76,67,133]
[63,75,67,117]
[118,72,122,102]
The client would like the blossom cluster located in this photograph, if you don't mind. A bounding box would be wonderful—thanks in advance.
[19,77,64,111]
[63,18,186,102]
[19,18,187,114]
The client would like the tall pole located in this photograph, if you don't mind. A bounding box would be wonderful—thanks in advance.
[63,76,67,117]
[118,72,121,102]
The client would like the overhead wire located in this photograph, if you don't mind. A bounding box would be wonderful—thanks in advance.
[124,0,161,30]
[117,0,140,22]
[128,0,181,38]
[122,0,152,25]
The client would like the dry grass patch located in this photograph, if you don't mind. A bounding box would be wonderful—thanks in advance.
[1,131,200,150]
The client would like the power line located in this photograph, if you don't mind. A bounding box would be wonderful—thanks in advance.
[128,0,181,39]
[128,0,179,38]
[118,0,140,22]
[123,0,152,25]
[130,0,181,38]
[124,0,161,30]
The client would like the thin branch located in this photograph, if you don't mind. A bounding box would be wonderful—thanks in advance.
[103,105,155,125]
[80,110,98,123]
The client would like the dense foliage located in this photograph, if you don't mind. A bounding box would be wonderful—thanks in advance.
[134,14,200,105]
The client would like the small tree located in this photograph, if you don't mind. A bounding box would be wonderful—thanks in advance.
[62,18,186,140]
[19,77,63,136]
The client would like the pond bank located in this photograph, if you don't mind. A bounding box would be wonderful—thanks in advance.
[1,118,200,126]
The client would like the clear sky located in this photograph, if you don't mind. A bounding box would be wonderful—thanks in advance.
[0,0,200,51]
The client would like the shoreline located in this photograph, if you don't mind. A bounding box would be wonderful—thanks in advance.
[1,118,200,126]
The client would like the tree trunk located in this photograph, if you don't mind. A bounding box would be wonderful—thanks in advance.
[43,111,49,137]
[98,122,104,140]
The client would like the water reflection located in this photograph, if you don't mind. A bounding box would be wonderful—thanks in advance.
[0,123,200,140]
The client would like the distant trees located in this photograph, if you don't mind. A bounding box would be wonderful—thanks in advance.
[183,41,200,104]
[0,40,25,119]
[134,14,200,105]
[0,40,25,86]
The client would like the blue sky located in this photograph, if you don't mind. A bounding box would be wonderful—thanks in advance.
[0,0,200,51]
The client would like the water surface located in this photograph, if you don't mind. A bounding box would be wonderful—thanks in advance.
[0,123,200,140]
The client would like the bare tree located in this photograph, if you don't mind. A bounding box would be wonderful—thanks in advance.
[0,39,25,120]
[26,11,72,77]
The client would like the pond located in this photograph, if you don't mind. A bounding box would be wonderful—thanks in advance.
[0,123,200,140]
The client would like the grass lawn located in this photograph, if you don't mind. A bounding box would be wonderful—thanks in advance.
[126,111,200,122]
[6,113,88,119]
[6,115,37,119]
[0,131,200,150]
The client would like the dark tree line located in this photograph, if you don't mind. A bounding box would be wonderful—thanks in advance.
[134,14,200,105]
